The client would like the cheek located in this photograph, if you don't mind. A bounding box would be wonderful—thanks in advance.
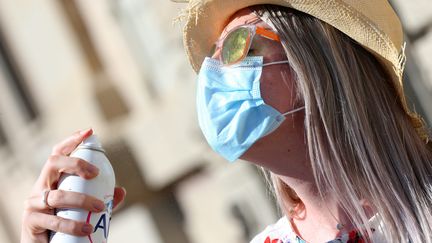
[259,66,297,113]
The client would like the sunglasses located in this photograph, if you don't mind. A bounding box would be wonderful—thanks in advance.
[214,25,281,66]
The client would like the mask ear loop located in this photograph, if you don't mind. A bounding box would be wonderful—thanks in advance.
[262,60,290,67]
[282,106,305,116]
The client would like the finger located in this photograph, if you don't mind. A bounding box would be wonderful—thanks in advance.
[25,211,93,236]
[113,187,126,210]
[36,155,99,190]
[51,128,93,156]
[25,190,105,212]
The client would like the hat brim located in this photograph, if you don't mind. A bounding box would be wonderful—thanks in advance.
[182,0,403,76]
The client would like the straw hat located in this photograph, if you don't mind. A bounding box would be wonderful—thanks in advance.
[176,0,428,141]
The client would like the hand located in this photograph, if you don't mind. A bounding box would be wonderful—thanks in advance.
[20,128,126,243]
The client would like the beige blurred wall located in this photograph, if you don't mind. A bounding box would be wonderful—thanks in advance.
[0,0,431,243]
[392,0,432,122]
[0,0,277,242]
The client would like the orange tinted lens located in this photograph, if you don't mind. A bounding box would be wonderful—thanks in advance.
[221,27,251,65]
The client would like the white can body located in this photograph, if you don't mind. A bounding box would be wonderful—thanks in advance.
[50,135,115,243]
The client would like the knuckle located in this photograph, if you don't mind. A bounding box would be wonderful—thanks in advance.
[22,212,37,232]
[49,190,65,206]
[76,193,87,206]
[47,155,60,166]
[49,217,61,231]
[51,144,62,154]
[23,198,37,211]
[22,211,32,223]
[23,198,31,210]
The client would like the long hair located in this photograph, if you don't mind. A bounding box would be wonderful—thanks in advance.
[251,5,432,242]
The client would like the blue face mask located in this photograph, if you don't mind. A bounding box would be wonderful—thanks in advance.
[196,56,305,162]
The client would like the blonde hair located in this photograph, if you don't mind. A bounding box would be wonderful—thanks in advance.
[252,5,432,242]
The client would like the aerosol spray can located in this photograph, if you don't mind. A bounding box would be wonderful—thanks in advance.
[50,134,115,243]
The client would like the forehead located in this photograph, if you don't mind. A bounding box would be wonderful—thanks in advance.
[220,8,271,36]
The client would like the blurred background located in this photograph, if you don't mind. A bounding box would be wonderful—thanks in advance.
[0,0,431,242]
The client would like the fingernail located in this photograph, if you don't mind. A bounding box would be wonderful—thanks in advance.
[82,224,93,234]
[93,201,105,211]
[79,128,92,136]
[87,165,99,175]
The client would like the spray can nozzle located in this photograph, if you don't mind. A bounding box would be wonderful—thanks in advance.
[77,135,105,153]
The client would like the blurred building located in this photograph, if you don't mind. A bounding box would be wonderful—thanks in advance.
[0,0,431,243]
[0,0,277,242]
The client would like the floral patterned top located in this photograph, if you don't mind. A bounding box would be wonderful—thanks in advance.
[250,215,386,243]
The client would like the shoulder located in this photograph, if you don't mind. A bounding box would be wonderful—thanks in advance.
[250,216,301,243]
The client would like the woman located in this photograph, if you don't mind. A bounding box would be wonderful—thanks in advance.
[185,1,432,242]
[21,1,432,243]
